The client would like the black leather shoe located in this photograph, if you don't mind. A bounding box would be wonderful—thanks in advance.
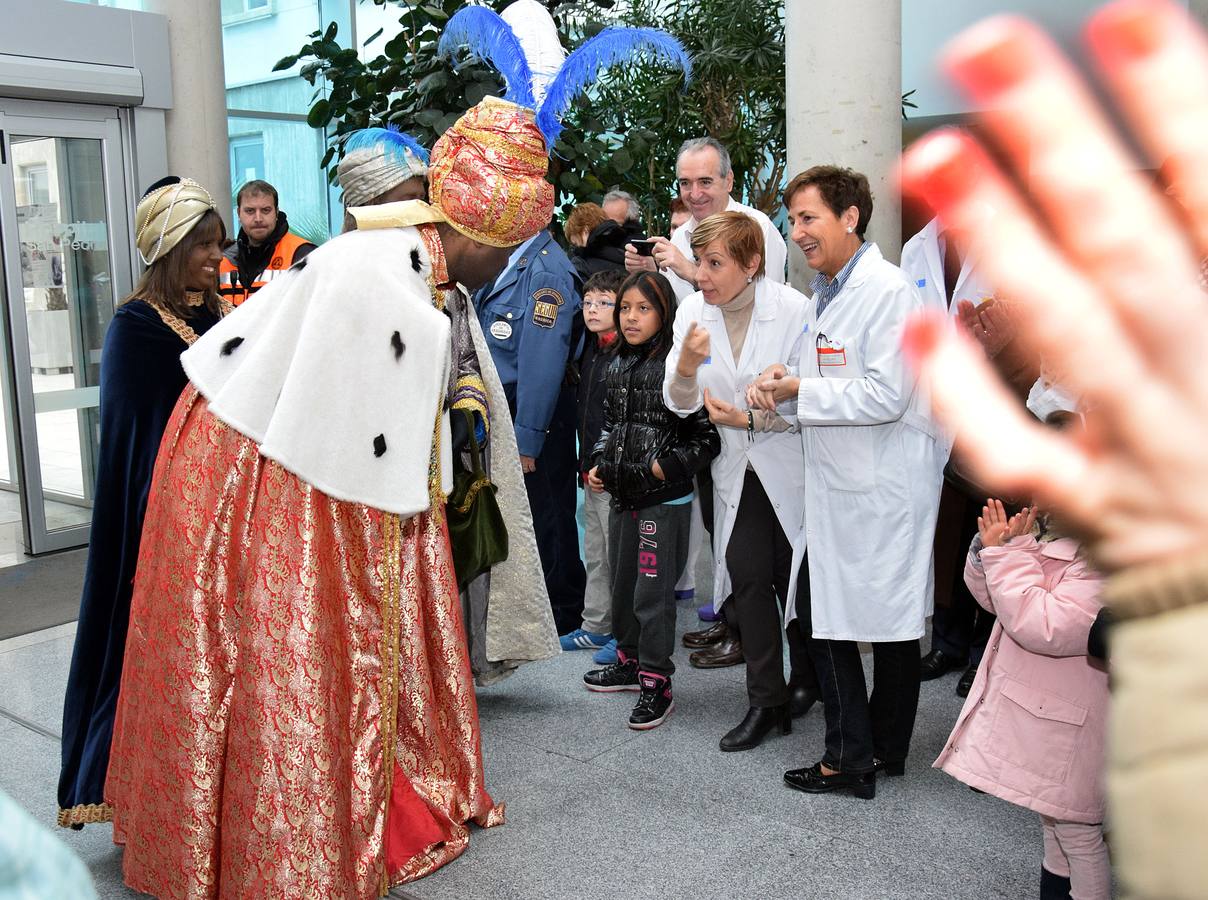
[784,762,875,800]
[955,663,978,697]
[689,636,743,668]
[719,704,791,752]
[788,682,820,719]
[873,758,905,777]
[683,620,728,649]
[919,648,964,681]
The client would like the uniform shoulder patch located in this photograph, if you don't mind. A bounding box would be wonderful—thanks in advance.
[531,287,564,328]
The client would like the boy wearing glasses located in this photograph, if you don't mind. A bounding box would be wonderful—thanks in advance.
[562,269,625,659]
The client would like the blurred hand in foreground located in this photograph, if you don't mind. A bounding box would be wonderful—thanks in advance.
[901,0,1208,572]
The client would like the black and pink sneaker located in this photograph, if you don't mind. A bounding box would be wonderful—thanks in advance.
[629,672,673,730]
[584,657,640,692]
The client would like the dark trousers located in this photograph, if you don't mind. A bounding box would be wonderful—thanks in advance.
[931,602,994,666]
[932,481,995,665]
[724,471,817,707]
[609,503,691,677]
[517,385,586,634]
[808,636,921,774]
[697,465,736,628]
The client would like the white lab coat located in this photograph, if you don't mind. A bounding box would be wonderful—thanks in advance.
[664,198,788,302]
[793,243,945,642]
[664,278,810,612]
[899,217,994,315]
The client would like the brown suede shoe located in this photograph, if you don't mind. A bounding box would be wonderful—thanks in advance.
[682,621,729,649]
[689,636,744,668]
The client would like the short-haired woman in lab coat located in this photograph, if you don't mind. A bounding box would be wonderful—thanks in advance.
[752,167,946,799]
[664,212,820,752]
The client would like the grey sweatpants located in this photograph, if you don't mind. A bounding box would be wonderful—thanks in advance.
[608,501,691,677]
[580,486,613,634]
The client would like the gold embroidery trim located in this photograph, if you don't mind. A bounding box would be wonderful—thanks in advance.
[450,397,490,435]
[146,296,233,347]
[428,399,446,517]
[450,476,491,516]
[417,226,449,513]
[57,801,114,827]
[378,511,402,897]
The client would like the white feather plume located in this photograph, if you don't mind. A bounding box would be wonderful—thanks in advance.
[500,0,566,105]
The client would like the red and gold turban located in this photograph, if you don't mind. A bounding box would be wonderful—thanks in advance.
[429,97,553,248]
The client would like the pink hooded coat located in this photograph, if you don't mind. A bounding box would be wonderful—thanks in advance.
[933,535,1109,824]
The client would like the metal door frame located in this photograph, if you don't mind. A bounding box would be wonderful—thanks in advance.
[0,99,133,554]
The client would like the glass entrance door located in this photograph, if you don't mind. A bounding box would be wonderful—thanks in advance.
[0,101,133,556]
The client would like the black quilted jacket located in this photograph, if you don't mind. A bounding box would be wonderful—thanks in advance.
[591,350,719,511]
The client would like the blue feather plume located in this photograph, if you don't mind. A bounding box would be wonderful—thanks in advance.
[439,6,536,108]
[344,125,430,166]
[537,28,692,146]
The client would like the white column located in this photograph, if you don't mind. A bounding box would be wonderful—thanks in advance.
[784,0,902,287]
[143,0,232,230]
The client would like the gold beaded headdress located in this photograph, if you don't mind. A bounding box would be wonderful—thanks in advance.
[135,178,216,265]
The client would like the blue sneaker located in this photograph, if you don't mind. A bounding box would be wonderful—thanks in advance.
[592,638,618,665]
[559,628,613,651]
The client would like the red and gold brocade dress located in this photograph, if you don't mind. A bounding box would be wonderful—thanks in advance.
[104,225,502,900]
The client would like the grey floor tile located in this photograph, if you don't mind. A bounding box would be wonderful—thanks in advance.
[0,632,73,733]
[0,717,142,898]
[1,606,1042,899]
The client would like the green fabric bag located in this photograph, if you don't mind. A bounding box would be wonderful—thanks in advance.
[447,409,508,586]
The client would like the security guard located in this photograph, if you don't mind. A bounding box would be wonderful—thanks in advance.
[219,179,316,305]
[475,227,586,634]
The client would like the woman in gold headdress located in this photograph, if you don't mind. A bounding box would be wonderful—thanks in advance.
[57,176,229,829]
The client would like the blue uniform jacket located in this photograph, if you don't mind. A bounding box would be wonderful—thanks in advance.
[476,230,581,458]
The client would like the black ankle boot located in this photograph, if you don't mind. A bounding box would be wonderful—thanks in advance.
[719,703,791,752]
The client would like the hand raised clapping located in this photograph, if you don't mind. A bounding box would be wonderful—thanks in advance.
[978,498,1038,549]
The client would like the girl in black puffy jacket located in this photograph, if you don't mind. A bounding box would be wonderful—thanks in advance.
[583,272,719,731]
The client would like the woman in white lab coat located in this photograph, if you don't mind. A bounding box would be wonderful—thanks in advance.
[752,167,945,799]
[663,212,819,752]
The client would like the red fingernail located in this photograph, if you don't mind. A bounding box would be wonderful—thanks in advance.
[1086,0,1171,65]
[944,16,1043,99]
[902,313,943,366]
[900,130,987,215]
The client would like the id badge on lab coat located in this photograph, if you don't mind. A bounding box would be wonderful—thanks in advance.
[817,336,847,371]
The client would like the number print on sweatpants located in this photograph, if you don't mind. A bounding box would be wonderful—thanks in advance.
[638,517,659,577]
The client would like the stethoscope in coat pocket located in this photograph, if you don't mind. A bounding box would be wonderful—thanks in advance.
[816,332,847,374]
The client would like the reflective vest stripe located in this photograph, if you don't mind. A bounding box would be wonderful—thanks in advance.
[218,231,311,305]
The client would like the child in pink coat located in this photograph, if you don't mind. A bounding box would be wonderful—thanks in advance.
[934,499,1110,900]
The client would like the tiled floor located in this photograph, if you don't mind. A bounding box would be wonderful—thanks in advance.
[0,490,91,568]
[3,591,1042,899]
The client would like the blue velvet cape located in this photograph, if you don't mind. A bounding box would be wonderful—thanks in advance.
[57,299,221,824]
